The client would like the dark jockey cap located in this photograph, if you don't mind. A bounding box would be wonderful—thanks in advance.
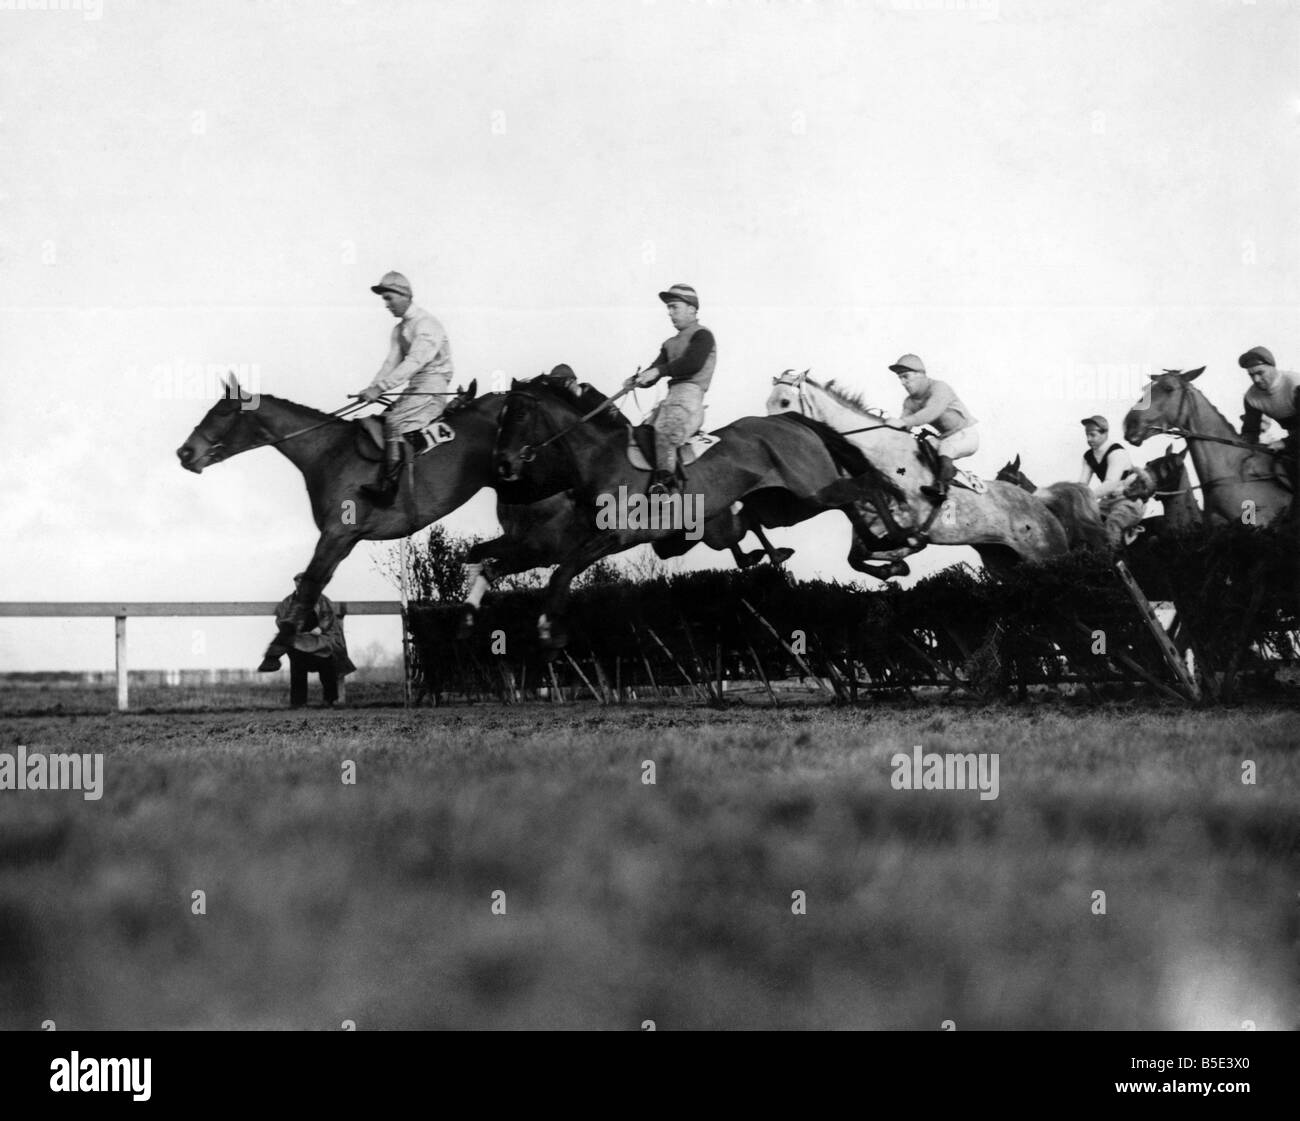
[1080,415,1109,433]
[370,270,413,298]
[1238,346,1275,369]
[547,364,576,384]
[658,284,699,309]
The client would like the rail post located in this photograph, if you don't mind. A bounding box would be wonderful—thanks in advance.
[115,615,128,712]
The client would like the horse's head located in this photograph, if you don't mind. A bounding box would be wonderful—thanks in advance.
[994,454,1035,491]
[1123,366,1205,446]
[1148,445,1190,492]
[765,369,811,415]
[176,373,260,472]
[995,454,1021,483]
[492,378,581,499]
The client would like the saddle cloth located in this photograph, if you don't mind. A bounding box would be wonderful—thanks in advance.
[951,468,987,495]
[355,416,456,461]
[626,425,721,471]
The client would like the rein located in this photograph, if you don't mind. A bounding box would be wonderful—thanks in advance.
[196,388,466,463]
[514,380,638,462]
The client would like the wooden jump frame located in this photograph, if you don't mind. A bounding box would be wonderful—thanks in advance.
[0,602,403,712]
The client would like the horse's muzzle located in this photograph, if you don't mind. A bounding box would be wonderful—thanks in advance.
[177,445,202,473]
[495,455,520,483]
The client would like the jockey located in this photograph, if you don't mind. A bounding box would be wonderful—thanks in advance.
[636,284,716,496]
[886,354,979,502]
[1078,415,1144,548]
[355,271,455,507]
[1238,345,1299,486]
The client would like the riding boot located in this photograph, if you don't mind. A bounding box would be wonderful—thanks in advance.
[651,429,681,497]
[921,456,956,503]
[360,438,404,507]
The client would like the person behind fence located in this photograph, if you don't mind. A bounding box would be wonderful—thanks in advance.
[885,353,979,502]
[1238,345,1298,488]
[635,284,716,497]
[260,574,356,706]
[1078,415,1144,548]
[355,270,456,507]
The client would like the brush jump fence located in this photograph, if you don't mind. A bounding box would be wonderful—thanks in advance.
[406,524,1298,708]
[0,601,403,711]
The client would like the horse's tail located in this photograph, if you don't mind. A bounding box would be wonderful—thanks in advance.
[1034,482,1108,551]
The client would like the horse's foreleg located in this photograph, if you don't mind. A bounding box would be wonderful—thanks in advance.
[539,535,621,649]
[265,528,365,660]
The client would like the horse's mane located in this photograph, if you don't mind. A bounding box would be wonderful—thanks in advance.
[519,377,630,430]
[1189,386,1239,436]
[1163,373,1240,437]
[808,376,882,418]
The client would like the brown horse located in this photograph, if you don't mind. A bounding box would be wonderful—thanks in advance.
[1123,367,1291,526]
[1121,445,1203,537]
[176,375,601,646]
[490,376,904,644]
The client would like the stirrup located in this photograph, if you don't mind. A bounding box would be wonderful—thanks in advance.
[648,470,675,496]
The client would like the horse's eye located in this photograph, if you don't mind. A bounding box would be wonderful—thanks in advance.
[780,398,790,407]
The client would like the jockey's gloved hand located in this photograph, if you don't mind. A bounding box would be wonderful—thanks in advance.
[357,385,384,404]
[634,369,659,388]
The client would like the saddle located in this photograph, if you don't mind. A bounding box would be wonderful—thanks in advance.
[915,431,987,494]
[353,379,476,461]
[625,426,721,472]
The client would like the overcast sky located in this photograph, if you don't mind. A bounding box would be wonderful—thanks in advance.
[2,0,1297,670]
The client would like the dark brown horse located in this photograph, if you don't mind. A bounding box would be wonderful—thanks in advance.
[490,376,903,644]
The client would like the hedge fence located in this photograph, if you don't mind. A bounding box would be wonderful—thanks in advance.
[401,521,1298,706]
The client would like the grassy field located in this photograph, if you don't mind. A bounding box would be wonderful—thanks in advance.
[1,691,1297,1030]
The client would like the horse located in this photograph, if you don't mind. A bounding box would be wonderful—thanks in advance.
[490,375,907,642]
[994,454,1109,551]
[1120,445,1203,538]
[1123,367,1291,526]
[176,374,796,651]
[765,370,1075,576]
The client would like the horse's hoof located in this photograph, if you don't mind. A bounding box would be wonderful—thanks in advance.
[904,535,925,550]
[538,614,568,650]
[768,547,795,567]
[257,656,281,673]
[736,549,764,569]
[455,604,477,639]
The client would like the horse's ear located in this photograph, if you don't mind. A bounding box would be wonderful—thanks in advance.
[801,369,810,379]
[222,370,240,399]
[1174,445,1189,463]
[1012,454,1021,470]
[463,378,477,400]
[1181,366,1206,381]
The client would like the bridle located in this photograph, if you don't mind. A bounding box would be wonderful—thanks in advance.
[186,388,471,467]
[770,370,918,437]
[1132,376,1289,492]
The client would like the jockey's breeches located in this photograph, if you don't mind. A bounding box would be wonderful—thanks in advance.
[651,382,706,472]
[651,382,706,445]
[382,371,450,437]
[937,424,978,460]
